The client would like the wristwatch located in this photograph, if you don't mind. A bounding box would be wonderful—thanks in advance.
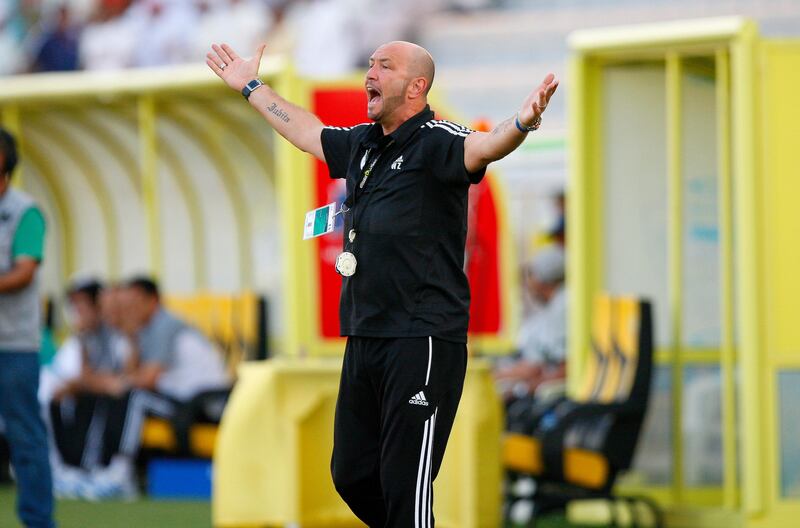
[242,79,265,100]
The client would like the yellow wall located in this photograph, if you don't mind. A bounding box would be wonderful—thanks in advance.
[751,40,800,527]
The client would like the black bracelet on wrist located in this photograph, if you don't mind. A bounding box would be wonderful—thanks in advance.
[515,112,541,132]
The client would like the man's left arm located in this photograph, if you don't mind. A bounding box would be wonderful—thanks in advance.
[464,73,559,173]
[0,207,45,293]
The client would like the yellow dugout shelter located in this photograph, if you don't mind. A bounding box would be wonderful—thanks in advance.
[567,16,800,528]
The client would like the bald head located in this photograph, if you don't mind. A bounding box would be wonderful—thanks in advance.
[366,41,436,132]
[378,41,435,95]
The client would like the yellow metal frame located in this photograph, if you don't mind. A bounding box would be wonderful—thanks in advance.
[715,48,739,511]
[730,21,764,518]
[666,52,685,502]
[273,66,317,357]
[568,16,763,522]
[566,52,604,394]
[138,95,162,278]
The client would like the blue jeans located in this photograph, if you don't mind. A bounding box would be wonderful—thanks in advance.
[0,351,55,528]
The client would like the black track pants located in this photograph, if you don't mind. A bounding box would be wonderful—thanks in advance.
[331,336,467,528]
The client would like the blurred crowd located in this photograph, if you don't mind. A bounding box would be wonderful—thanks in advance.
[0,0,490,78]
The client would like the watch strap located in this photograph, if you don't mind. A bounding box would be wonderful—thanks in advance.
[242,79,264,100]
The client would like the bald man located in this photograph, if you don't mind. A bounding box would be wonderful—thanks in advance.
[208,41,557,527]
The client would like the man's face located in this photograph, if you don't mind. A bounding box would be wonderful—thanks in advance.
[365,44,410,122]
[526,271,551,304]
[118,287,157,331]
[68,292,101,333]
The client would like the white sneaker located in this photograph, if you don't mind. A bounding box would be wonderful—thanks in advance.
[52,465,92,500]
[86,457,139,501]
[86,473,139,501]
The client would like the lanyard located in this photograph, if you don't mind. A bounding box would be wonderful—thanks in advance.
[342,139,395,244]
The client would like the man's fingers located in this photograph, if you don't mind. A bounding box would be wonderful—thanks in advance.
[212,43,233,64]
[545,81,558,102]
[206,58,223,76]
[537,89,547,110]
[221,43,240,61]
[206,52,225,70]
[254,43,266,62]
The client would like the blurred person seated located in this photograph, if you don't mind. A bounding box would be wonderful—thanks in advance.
[30,3,81,72]
[495,245,567,405]
[119,276,230,401]
[46,279,131,404]
[40,278,134,498]
[88,276,230,497]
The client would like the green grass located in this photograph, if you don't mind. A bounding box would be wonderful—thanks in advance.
[0,484,211,528]
[1,483,590,527]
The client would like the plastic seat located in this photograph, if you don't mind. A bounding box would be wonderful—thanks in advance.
[502,294,660,527]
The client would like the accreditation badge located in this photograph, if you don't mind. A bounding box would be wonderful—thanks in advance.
[303,202,337,240]
[335,251,357,277]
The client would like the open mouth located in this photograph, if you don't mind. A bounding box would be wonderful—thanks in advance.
[366,86,382,105]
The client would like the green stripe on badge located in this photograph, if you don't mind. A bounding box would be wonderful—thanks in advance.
[314,207,330,237]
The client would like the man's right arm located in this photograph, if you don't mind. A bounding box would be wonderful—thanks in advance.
[207,43,326,161]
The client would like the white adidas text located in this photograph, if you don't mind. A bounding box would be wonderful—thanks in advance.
[409,391,429,406]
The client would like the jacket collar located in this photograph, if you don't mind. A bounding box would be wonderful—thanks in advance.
[361,105,435,149]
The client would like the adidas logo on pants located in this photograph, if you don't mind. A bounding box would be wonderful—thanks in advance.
[409,391,429,406]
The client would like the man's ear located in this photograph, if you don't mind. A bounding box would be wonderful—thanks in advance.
[407,77,428,100]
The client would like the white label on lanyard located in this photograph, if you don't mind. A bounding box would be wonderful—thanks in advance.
[302,202,337,240]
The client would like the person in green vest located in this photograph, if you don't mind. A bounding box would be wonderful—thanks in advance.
[0,127,55,528]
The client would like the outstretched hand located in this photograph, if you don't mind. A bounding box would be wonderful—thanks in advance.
[518,73,559,128]
[206,43,266,92]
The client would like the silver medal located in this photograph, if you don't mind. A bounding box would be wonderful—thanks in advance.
[335,251,358,277]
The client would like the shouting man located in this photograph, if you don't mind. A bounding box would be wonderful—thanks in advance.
[207,40,558,527]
